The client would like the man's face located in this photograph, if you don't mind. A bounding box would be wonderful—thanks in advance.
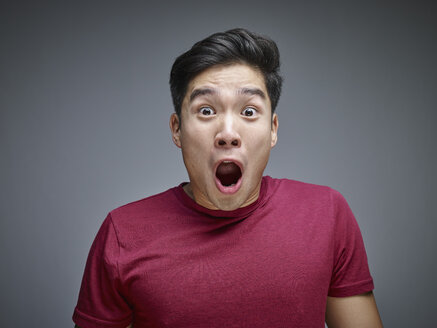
[170,63,278,211]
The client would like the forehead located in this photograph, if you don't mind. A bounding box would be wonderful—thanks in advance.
[186,63,267,96]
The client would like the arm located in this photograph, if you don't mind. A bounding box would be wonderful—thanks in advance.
[325,291,383,328]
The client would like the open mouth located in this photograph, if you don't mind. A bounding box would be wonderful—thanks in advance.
[215,160,242,194]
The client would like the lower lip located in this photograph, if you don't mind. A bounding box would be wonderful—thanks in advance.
[215,175,243,194]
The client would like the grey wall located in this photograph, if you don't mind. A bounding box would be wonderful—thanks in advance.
[1,0,436,327]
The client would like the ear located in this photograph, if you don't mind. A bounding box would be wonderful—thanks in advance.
[270,113,278,148]
[170,113,182,148]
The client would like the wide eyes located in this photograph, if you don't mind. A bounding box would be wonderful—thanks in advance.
[199,107,215,116]
[241,107,256,117]
[198,106,257,118]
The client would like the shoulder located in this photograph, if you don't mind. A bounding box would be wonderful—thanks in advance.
[111,188,177,216]
[265,177,353,222]
[98,186,187,246]
[106,187,182,231]
[267,176,342,204]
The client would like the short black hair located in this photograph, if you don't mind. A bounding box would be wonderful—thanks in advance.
[169,28,282,117]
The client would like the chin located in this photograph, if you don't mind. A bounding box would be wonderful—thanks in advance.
[211,193,246,211]
[214,201,242,211]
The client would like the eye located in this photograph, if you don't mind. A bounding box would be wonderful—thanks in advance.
[199,106,215,116]
[241,107,257,117]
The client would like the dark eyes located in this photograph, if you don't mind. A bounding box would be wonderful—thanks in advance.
[199,107,215,116]
[241,107,257,117]
[198,106,257,117]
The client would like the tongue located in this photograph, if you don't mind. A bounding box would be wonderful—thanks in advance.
[216,162,241,187]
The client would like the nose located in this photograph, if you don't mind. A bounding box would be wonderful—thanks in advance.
[214,113,241,148]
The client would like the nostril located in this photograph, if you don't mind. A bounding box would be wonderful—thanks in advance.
[217,139,239,147]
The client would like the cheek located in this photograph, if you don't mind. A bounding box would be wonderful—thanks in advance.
[246,125,272,149]
[181,124,205,148]
[181,126,214,165]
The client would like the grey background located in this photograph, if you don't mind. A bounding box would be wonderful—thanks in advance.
[1,0,436,327]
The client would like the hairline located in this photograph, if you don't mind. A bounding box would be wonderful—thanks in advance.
[178,62,274,121]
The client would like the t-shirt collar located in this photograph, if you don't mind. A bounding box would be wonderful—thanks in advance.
[174,176,271,219]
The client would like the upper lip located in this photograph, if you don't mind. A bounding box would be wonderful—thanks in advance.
[214,158,244,175]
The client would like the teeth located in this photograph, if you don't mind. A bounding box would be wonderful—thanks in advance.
[223,161,232,163]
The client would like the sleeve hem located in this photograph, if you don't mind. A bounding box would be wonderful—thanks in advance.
[328,278,374,297]
[73,307,132,328]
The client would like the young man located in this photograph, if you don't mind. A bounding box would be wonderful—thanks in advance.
[73,28,383,328]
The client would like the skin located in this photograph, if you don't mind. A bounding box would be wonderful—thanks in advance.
[169,62,384,326]
[170,63,278,211]
[326,292,384,327]
[75,64,383,328]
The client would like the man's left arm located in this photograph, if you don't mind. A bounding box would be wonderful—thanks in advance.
[325,291,383,328]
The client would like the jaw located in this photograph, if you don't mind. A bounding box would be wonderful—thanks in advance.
[186,169,263,211]
[211,176,262,211]
[211,168,263,211]
[206,158,265,210]
[182,149,267,211]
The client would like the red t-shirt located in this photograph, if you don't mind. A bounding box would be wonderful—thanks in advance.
[73,176,374,328]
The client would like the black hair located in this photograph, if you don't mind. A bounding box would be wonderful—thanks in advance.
[169,28,282,117]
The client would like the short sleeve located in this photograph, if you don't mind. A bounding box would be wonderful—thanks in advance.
[328,190,374,297]
[73,214,133,328]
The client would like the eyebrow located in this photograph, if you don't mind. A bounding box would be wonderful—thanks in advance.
[189,88,217,103]
[189,87,266,103]
[237,87,266,99]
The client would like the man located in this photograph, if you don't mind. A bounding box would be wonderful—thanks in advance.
[73,28,383,327]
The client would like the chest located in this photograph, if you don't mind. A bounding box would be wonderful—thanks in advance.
[120,215,334,327]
